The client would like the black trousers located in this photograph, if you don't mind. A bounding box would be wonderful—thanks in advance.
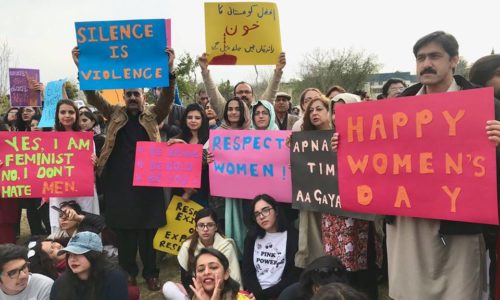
[114,228,159,279]
[17,198,45,235]
[348,222,379,300]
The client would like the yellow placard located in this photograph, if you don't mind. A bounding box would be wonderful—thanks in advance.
[153,195,203,255]
[99,89,125,106]
[204,2,282,65]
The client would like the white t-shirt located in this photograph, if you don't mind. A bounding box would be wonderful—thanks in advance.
[253,231,287,290]
[0,273,53,300]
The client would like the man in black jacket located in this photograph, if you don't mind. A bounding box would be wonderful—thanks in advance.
[469,53,500,298]
[386,31,500,300]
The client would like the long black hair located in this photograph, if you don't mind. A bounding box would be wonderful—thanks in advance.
[15,106,41,131]
[26,237,61,280]
[3,107,19,127]
[248,194,290,239]
[54,99,81,132]
[223,97,246,128]
[55,250,117,300]
[312,282,368,300]
[79,110,98,132]
[194,248,240,296]
[179,103,209,144]
[186,208,224,275]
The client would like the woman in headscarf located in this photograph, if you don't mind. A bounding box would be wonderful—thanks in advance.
[250,100,279,130]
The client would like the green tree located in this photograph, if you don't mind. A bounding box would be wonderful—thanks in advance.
[0,94,9,115]
[175,52,199,104]
[291,48,380,99]
[217,80,232,101]
[455,56,469,79]
[145,88,157,105]
[64,80,79,100]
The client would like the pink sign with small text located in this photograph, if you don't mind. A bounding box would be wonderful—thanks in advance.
[133,142,202,188]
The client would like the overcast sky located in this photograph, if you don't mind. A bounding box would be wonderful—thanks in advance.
[1,0,499,87]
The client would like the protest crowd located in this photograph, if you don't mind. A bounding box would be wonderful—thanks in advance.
[1,9,500,300]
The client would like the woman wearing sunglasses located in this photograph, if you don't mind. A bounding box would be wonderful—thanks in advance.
[242,194,301,300]
[162,208,241,300]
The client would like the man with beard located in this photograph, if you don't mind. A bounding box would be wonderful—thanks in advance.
[0,244,53,299]
[71,47,176,291]
[385,31,500,300]
[197,52,286,118]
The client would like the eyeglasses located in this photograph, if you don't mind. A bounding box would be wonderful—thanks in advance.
[254,206,273,219]
[196,222,216,230]
[60,200,77,207]
[254,110,269,116]
[2,262,30,279]
[314,266,342,278]
[388,86,405,92]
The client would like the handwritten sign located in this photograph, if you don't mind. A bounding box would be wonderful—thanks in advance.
[205,2,282,65]
[291,130,375,220]
[209,130,291,202]
[0,132,94,198]
[75,19,170,90]
[153,195,203,255]
[133,142,202,188]
[39,80,67,128]
[335,88,498,224]
[9,68,41,107]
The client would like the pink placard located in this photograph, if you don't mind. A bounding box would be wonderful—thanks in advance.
[133,142,202,188]
[0,132,94,198]
[209,130,292,203]
[165,19,171,48]
[335,88,498,224]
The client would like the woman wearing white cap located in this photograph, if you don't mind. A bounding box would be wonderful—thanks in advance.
[49,231,128,300]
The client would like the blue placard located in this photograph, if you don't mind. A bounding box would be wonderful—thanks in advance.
[75,19,170,90]
[39,79,66,128]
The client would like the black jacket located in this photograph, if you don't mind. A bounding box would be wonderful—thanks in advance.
[242,227,302,300]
